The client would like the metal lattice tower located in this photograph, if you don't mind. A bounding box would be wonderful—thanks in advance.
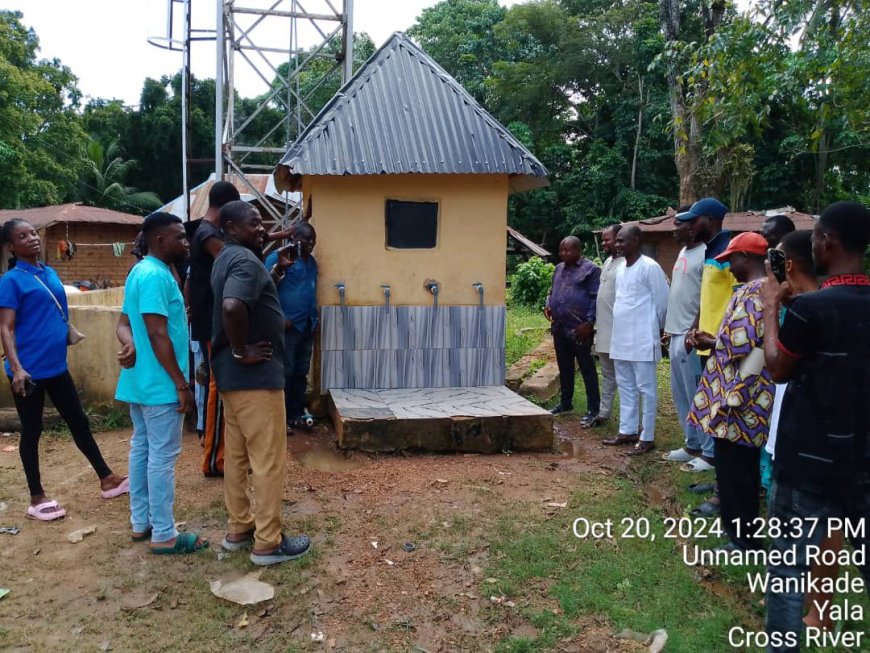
[151,0,353,226]
[216,0,354,228]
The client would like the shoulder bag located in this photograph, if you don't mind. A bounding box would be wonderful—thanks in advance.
[28,272,85,346]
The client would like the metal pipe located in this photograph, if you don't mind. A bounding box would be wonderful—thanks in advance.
[425,281,439,309]
[381,284,391,310]
[472,282,484,309]
[334,282,346,307]
[343,0,354,84]
[215,0,224,181]
[181,0,191,221]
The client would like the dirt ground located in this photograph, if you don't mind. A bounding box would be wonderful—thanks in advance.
[0,419,651,653]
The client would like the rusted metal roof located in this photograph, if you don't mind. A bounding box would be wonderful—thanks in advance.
[507,226,551,257]
[158,173,300,220]
[274,32,549,194]
[0,203,144,230]
[598,208,817,234]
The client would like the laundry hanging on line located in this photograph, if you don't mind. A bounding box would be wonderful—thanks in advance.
[56,241,132,260]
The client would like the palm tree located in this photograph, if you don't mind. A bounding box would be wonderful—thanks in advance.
[78,138,162,214]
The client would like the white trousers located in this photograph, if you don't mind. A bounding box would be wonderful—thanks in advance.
[614,359,658,442]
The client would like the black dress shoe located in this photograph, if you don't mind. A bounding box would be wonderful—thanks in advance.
[550,404,573,415]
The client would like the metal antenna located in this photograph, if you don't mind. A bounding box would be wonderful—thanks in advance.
[216,0,354,235]
[149,0,353,230]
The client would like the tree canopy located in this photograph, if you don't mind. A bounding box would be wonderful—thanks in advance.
[0,3,867,243]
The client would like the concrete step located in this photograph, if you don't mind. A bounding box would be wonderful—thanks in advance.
[518,361,560,402]
[328,386,554,453]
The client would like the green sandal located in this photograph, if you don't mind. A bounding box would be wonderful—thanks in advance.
[150,532,209,555]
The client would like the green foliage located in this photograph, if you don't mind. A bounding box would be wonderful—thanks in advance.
[505,303,549,367]
[77,138,162,214]
[0,10,87,208]
[509,257,554,310]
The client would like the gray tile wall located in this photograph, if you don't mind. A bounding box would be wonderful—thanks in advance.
[320,305,506,391]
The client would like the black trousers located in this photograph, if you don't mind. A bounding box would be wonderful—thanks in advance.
[553,327,600,414]
[11,371,112,496]
[713,438,762,550]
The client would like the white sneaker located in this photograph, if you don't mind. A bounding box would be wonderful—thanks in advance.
[662,448,695,463]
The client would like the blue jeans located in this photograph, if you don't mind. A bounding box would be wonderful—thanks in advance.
[765,481,870,652]
[668,334,713,457]
[128,403,184,543]
[284,326,314,420]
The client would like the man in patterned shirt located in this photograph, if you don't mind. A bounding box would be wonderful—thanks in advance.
[687,232,774,552]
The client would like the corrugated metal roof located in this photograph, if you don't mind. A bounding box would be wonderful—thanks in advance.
[507,226,551,257]
[0,203,144,230]
[274,32,549,194]
[596,208,818,234]
[158,173,300,220]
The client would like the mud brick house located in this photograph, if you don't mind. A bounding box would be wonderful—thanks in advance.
[273,32,554,452]
[0,204,143,287]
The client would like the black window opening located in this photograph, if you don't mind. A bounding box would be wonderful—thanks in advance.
[385,199,438,249]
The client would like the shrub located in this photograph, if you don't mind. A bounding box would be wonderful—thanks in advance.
[509,256,554,310]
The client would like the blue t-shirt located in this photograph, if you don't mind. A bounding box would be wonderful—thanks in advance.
[116,256,189,406]
[263,252,318,332]
[0,261,69,380]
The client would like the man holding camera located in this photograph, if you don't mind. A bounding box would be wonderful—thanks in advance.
[263,222,318,432]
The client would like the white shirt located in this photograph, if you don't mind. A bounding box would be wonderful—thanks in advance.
[594,255,623,354]
[610,255,670,362]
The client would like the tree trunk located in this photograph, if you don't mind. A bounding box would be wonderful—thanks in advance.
[660,0,700,205]
[813,1,840,212]
[630,76,644,190]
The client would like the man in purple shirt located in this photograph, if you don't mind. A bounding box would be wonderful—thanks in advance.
[544,236,601,419]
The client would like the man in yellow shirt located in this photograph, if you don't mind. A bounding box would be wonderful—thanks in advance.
[678,198,737,359]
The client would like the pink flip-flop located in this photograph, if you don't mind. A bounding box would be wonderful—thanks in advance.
[26,500,66,522]
[101,477,129,500]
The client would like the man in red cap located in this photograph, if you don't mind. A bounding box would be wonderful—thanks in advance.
[686,231,774,552]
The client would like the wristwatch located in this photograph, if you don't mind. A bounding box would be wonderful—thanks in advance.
[177,382,191,392]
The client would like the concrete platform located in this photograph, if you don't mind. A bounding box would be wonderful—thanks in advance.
[328,386,554,453]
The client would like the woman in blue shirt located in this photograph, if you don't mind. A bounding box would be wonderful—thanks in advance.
[0,219,128,522]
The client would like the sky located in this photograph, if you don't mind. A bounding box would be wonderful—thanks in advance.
[3,0,522,106]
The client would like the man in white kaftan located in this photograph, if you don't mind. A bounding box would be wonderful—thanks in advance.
[603,225,669,455]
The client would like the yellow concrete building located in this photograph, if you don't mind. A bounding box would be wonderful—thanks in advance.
[274,32,549,400]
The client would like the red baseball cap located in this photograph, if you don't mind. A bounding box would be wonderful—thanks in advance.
[714,232,769,261]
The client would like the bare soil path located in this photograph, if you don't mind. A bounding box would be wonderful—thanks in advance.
[0,420,647,653]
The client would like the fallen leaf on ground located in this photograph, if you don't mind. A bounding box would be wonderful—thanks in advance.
[311,631,325,642]
[435,478,448,484]
[210,573,274,605]
[236,613,249,628]
[370,541,378,549]
[67,526,97,543]
[0,589,8,601]
[121,592,158,611]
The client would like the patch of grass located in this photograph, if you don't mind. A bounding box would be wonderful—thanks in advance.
[484,475,759,652]
[506,305,549,367]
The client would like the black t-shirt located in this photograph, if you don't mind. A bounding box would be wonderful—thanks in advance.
[210,242,285,391]
[188,220,224,342]
[773,274,870,496]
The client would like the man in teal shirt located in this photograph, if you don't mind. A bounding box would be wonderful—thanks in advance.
[116,212,207,554]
